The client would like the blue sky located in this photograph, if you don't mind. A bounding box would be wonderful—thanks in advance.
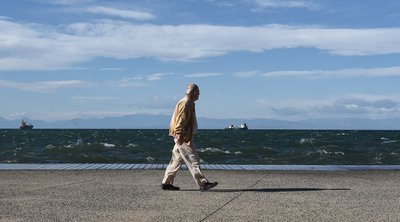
[1,0,400,122]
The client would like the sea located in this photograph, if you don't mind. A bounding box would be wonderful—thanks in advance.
[1,129,400,165]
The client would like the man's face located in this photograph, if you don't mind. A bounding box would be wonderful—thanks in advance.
[192,88,200,101]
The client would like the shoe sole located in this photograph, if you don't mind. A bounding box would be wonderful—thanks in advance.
[161,184,180,191]
[200,182,218,192]
[162,187,180,191]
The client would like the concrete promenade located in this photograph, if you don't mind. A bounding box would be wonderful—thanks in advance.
[1,163,400,171]
[1,168,400,221]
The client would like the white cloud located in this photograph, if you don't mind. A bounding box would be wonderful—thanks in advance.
[184,72,223,78]
[349,93,400,102]
[33,0,94,5]
[261,95,400,120]
[85,6,156,20]
[70,96,117,102]
[113,73,169,87]
[205,0,235,7]
[253,0,320,10]
[234,71,262,77]
[258,66,400,79]
[112,77,149,88]
[0,80,95,92]
[99,68,127,71]
[147,73,166,81]
[0,16,11,20]
[2,19,400,71]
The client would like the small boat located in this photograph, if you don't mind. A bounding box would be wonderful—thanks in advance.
[239,123,248,130]
[19,120,34,130]
[224,123,248,130]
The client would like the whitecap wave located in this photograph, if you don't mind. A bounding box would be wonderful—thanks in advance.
[62,139,84,149]
[199,147,230,154]
[45,144,56,149]
[75,139,83,146]
[146,156,155,162]
[382,140,398,144]
[307,149,344,156]
[300,138,314,144]
[102,143,115,148]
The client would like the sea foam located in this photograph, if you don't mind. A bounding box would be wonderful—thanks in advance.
[102,143,115,148]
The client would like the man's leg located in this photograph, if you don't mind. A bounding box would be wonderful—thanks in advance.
[162,144,183,185]
[177,142,208,188]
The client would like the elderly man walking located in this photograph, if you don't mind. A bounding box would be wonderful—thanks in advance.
[161,84,218,191]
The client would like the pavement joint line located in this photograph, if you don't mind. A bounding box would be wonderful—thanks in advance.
[93,163,108,170]
[83,164,100,170]
[199,178,263,222]
[79,164,96,170]
[69,163,89,170]
[130,164,141,170]
[144,164,152,170]
[122,164,134,170]
[60,163,78,170]
[137,163,146,170]
[114,163,125,169]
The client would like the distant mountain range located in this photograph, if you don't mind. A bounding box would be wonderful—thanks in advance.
[1,114,400,130]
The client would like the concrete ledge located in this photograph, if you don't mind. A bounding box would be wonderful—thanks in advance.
[1,163,400,171]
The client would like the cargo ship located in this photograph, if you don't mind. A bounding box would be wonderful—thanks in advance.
[224,123,248,130]
[19,120,34,130]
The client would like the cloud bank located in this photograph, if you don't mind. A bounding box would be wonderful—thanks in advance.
[263,95,400,120]
[1,19,400,71]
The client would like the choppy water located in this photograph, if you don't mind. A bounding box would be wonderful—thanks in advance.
[1,129,400,164]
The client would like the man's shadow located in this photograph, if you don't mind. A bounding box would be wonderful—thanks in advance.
[181,188,350,192]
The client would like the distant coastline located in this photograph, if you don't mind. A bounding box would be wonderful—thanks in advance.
[1,114,400,130]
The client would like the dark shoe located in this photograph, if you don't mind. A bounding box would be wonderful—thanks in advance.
[161,183,180,191]
[200,182,218,192]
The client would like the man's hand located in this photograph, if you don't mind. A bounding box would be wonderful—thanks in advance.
[175,135,184,145]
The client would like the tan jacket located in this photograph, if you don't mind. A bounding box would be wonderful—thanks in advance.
[169,96,197,143]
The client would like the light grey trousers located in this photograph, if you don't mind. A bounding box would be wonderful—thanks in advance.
[161,141,208,187]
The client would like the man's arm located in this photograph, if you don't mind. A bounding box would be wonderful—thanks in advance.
[174,102,189,145]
